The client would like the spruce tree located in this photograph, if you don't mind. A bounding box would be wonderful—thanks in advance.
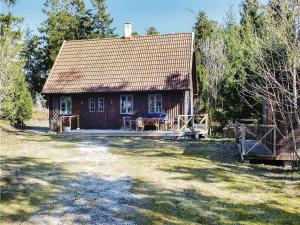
[193,11,214,113]
[91,0,115,38]
[3,68,33,125]
[0,3,33,125]
[240,0,263,34]
[146,27,159,35]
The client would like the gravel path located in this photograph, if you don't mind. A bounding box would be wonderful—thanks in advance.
[25,140,139,225]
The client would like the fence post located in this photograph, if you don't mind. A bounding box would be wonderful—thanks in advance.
[235,120,240,143]
[273,125,276,157]
[241,124,246,156]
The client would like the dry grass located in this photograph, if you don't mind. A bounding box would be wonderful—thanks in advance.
[107,138,300,225]
[0,112,299,225]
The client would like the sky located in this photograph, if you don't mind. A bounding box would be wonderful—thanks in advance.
[0,0,268,36]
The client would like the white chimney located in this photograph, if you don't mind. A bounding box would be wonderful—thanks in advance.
[124,22,132,38]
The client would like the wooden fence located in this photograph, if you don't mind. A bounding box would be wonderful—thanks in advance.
[177,114,208,132]
[236,123,277,158]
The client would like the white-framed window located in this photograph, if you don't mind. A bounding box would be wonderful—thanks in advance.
[148,94,162,113]
[60,96,72,115]
[89,98,95,112]
[120,95,133,114]
[98,98,104,112]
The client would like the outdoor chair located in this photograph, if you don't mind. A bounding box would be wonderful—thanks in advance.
[122,115,134,130]
[136,117,145,131]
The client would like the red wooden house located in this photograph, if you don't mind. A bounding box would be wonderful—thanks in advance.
[42,24,197,130]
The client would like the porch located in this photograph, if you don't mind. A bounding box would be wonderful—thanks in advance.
[58,129,202,139]
[57,114,209,139]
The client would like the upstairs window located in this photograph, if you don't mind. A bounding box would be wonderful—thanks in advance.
[148,94,162,113]
[98,98,104,112]
[60,96,72,115]
[120,95,133,114]
[89,98,95,112]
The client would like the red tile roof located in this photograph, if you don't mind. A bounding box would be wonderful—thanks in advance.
[42,33,194,94]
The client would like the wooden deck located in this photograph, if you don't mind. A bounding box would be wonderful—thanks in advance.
[58,128,208,139]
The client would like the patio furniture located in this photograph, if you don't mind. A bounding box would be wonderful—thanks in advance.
[143,112,168,130]
[136,117,145,131]
[59,115,80,132]
[143,117,160,130]
[122,115,135,130]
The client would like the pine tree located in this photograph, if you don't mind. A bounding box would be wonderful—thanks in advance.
[224,4,237,29]
[0,5,33,125]
[194,11,213,48]
[240,0,263,34]
[3,67,33,125]
[193,11,214,114]
[22,31,46,94]
[146,27,159,35]
[91,0,115,38]
[132,31,139,36]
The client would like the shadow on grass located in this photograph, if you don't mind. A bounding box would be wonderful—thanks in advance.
[0,156,72,222]
[109,138,237,162]
[129,179,300,225]
[0,156,141,224]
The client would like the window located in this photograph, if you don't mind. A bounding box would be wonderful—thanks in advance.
[148,94,162,113]
[60,96,72,115]
[89,98,95,112]
[98,98,104,112]
[120,95,133,114]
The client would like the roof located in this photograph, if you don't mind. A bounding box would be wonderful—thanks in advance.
[42,33,194,94]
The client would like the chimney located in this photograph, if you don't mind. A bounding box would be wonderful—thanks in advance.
[124,22,132,38]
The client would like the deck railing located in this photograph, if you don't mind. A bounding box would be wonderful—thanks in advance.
[236,123,277,158]
[177,114,208,132]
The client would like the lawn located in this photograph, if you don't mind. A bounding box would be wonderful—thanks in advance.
[0,121,299,225]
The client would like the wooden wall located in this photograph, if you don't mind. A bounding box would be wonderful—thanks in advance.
[49,91,186,129]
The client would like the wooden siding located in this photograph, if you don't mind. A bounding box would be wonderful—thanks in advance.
[49,91,185,129]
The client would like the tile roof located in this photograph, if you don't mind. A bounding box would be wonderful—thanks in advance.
[42,33,194,94]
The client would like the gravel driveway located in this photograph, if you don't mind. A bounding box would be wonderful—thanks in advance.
[25,139,140,225]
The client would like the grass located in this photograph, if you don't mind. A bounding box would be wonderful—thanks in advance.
[107,138,300,225]
[0,114,299,225]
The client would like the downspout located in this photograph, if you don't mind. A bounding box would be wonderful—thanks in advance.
[189,32,195,116]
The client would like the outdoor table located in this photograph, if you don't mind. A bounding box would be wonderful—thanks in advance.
[60,115,80,132]
[143,118,160,130]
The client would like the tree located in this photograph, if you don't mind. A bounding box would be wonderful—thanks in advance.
[132,31,139,36]
[0,5,33,124]
[23,0,116,95]
[1,0,17,6]
[199,31,227,125]
[22,31,46,94]
[2,67,33,125]
[91,0,115,38]
[194,11,214,47]
[240,0,263,33]
[193,11,215,119]
[239,0,300,168]
[146,27,159,35]
[224,4,237,29]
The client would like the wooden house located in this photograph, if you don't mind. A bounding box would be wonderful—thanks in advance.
[42,24,197,130]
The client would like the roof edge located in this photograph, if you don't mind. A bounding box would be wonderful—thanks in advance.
[63,32,194,43]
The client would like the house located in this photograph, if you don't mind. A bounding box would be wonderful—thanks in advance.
[42,23,197,130]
